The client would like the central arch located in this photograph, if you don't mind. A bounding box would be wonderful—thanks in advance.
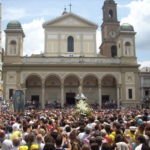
[101,75,117,108]
[83,75,98,104]
[45,75,61,106]
[64,75,80,105]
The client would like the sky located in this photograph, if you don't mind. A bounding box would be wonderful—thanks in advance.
[1,0,150,68]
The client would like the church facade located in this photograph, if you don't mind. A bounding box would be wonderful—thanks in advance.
[3,0,140,108]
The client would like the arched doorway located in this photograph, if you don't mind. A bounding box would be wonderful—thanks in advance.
[83,75,98,104]
[101,75,117,108]
[64,75,79,105]
[45,75,61,106]
[26,75,42,108]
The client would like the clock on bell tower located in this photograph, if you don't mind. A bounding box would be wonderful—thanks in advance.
[100,0,120,57]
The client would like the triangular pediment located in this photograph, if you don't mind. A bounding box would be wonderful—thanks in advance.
[43,13,98,28]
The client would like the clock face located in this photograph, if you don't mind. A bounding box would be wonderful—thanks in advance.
[109,31,116,38]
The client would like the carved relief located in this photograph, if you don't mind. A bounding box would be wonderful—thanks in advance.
[125,72,135,84]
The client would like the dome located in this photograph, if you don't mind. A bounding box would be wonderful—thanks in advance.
[7,21,22,29]
[120,23,134,31]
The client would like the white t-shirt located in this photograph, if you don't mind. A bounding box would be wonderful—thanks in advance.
[86,123,96,130]
[12,123,20,131]
[1,139,13,150]
[135,144,142,150]
[116,142,129,150]
[78,132,89,140]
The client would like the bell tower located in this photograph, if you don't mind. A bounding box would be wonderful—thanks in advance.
[4,21,25,57]
[100,0,120,57]
[103,0,118,22]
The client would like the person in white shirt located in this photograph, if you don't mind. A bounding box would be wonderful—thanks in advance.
[1,139,13,150]
[115,134,129,150]
[135,135,149,150]
[78,128,91,140]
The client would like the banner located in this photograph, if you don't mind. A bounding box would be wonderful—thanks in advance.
[13,90,25,113]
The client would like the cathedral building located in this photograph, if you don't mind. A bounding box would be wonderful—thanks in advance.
[3,0,140,108]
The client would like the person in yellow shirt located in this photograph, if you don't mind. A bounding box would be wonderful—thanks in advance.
[19,144,39,150]
[19,146,28,150]
[30,144,39,150]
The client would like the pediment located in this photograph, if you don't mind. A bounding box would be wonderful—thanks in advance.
[43,13,98,28]
[52,16,90,27]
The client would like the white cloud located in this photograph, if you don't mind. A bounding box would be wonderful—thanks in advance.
[121,0,150,51]
[22,18,45,56]
[139,61,150,68]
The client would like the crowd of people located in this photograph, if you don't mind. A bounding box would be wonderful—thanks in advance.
[0,106,150,150]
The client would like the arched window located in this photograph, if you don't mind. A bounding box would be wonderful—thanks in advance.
[125,42,131,56]
[109,9,113,18]
[67,36,74,52]
[10,40,17,55]
[111,45,117,57]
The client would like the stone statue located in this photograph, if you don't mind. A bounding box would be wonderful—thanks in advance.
[13,90,25,113]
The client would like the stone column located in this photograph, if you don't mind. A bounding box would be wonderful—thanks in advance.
[79,79,83,95]
[117,84,121,108]
[41,81,45,109]
[98,84,102,109]
[61,83,64,108]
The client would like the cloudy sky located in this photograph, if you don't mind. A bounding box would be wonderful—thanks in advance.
[2,0,150,68]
